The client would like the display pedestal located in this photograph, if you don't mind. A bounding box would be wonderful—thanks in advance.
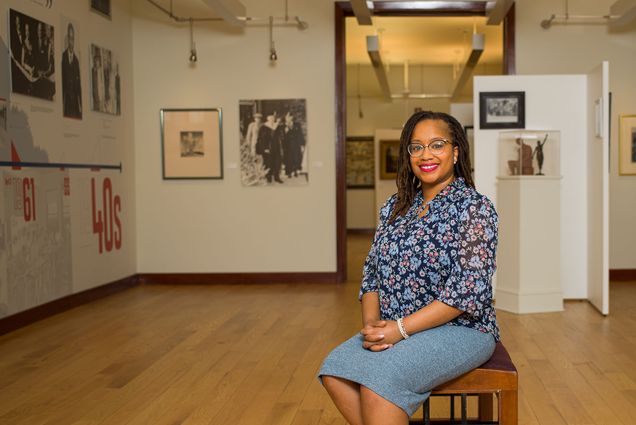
[495,176,563,313]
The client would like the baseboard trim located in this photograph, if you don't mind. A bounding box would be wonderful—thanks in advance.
[0,275,138,337]
[138,272,340,285]
[609,269,636,281]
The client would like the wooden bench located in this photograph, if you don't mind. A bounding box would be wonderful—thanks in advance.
[422,342,518,425]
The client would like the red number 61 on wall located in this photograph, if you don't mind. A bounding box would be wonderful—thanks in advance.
[91,177,122,254]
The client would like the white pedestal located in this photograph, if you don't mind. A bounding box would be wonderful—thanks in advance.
[495,176,563,313]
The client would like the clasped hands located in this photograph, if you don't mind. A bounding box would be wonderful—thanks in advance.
[360,320,403,351]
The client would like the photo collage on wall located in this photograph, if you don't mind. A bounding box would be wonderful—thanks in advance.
[239,98,308,186]
[7,3,119,119]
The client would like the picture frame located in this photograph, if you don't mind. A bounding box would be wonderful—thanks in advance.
[618,114,636,175]
[160,108,224,180]
[90,0,111,19]
[379,140,400,180]
[463,125,475,173]
[479,91,525,129]
[346,136,374,189]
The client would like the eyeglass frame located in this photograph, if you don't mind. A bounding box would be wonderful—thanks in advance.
[407,139,454,157]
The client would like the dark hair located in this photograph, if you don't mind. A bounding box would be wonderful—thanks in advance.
[389,111,474,222]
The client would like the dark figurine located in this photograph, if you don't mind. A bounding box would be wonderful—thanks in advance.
[533,134,548,175]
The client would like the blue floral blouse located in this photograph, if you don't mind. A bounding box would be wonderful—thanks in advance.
[359,178,500,341]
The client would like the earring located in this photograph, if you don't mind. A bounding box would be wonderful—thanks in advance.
[454,158,457,164]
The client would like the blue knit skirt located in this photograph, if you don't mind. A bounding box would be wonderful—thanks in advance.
[318,324,495,416]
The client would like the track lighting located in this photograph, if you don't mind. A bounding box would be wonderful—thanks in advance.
[269,16,277,62]
[188,19,197,63]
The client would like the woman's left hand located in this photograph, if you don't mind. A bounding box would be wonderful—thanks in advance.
[360,320,403,350]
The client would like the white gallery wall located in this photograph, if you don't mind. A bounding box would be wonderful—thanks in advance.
[514,0,636,270]
[132,0,336,272]
[0,0,136,317]
[474,74,588,299]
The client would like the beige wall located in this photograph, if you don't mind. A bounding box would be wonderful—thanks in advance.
[132,0,336,273]
[514,0,636,269]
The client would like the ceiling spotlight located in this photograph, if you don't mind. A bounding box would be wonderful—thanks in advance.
[188,19,197,63]
[540,14,556,29]
[269,16,277,62]
[295,16,308,30]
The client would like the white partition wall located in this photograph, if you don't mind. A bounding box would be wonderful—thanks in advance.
[586,62,610,315]
[474,69,609,306]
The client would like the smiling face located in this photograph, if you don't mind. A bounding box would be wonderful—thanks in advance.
[409,119,458,197]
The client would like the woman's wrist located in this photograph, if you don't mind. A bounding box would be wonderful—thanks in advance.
[397,317,410,339]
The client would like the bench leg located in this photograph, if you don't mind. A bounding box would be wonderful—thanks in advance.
[498,390,518,425]
[478,393,494,421]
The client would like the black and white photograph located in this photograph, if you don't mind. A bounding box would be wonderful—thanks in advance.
[90,44,121,116]
[90,0,111,19]
[239,98,307,186]
[479,91,525,129]
[61,18,82,119]
[0,99,7,130]
[9,9,56,101]
[180,131,204,157]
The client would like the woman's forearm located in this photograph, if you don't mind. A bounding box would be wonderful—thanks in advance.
[361,292,381,326]
[402,300,463,336]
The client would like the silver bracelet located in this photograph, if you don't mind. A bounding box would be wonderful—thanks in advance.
[397,317,410,339]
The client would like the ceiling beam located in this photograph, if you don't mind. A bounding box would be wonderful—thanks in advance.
[609,0,636,29]
[451,33,484,101]
[200,0,246,27]
[351,0,374,25]
[366,35,392,102]
[486,0,514,25]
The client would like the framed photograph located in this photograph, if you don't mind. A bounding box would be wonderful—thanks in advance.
[239,98,307,186]
[160,108,223,179]
[379,140,400,180]
[9,9,56,101]
[61,18,82,119]
[346,136,374,188]
[90,44,121,115]
[90,0,111,19]
[464,125,475,173]
[479,91,525,129]
[619,114,636,175]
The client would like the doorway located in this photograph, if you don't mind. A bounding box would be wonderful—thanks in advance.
[334,1,516,282]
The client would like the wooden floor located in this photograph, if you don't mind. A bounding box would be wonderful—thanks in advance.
[1,233,635,424]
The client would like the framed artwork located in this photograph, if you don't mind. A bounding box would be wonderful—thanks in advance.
[90,0,111,19]
[90,44,121,115]
[619,114,636,175]
[9,9,56,101]
[239,98,307,186]
[379,140,400,180]
[160,108,224,179]
[479,91,525,129]
[346,136,374,188]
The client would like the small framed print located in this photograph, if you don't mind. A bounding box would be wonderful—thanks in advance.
[479,91,525,129]
[346,136,374,188]
[619,114,636,175]
[160,108,224,180]
[379,140,400,180]
[90,0,111,19]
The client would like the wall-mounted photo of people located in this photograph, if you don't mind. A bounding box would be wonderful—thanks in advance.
[180,131,204,157]
[90,44,121,116]
[239,98,307,186]
[61,18,82,119]
[9,9,56,101]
